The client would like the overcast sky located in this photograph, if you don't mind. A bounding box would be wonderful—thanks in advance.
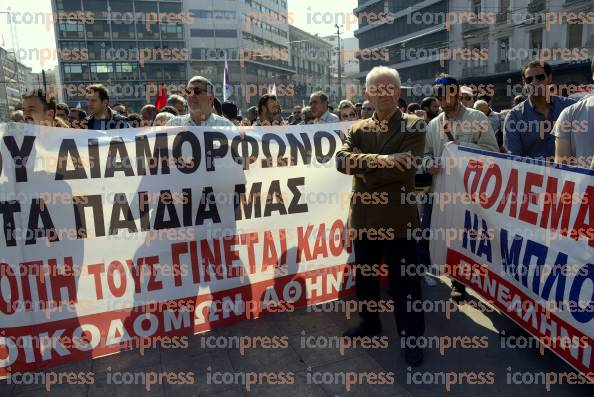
[0,0,358,72]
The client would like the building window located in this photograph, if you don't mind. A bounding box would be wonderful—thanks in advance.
[64,63,83,74]
[499,0,509,12]
[190,10,236,20]
[56,0,82,12]
[159,2,182,13]
[191,29,236,38]
[472,0,481,15]
[498,38,509,63]
[115,63,134,73]
[90,63,113,77]
[530,29,543,57]
[568,24,583,49]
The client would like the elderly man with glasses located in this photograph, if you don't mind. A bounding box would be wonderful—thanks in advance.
[337,100,358,121]
[360,100,375,119]
[167,76,234,127]
[459,86,475,108]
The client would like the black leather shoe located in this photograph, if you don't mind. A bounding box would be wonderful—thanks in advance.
[342,321,382,337]
[404,346,424,367]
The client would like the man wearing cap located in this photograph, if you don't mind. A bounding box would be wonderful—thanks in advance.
[167,76,234,127]
[459,86,475,108]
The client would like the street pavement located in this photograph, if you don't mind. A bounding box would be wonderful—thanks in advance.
[1,275,593,397]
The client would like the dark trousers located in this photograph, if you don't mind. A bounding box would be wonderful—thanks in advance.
[354,237,425,338]
[416,198,433,272]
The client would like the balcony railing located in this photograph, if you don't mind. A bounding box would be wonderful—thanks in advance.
[495,62,510,73]
[528,0,546,13]
[496,12,509,24]
[462,65,488,77]
[462,22,491,33]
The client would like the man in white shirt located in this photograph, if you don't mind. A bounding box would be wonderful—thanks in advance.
[554,58,594,168]
[167,76,234,127]
[474,99,502,147]
[425,79,499,162]
[309,91,339,124]
[423,74,499,303]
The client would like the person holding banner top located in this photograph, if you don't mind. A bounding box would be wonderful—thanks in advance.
[335,66,426,366]
[166,76,234,127]
[423,74,499,303]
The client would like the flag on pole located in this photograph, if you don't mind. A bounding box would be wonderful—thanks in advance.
[223,52,232,102]
[155,83,166,110]
[76,102,82,109]
[270,83,277,96]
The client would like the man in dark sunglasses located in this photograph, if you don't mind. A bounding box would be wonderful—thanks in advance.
[503,60,576,160]
[360,100,375,119]
[166,76,233,127]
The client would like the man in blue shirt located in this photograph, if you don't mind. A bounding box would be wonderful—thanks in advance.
[503,60,576,160]
[166,76,233,127]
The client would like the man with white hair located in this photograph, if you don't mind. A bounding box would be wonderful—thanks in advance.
[10,110,24,122]
[167,94,187,115]
[335,66,426,366]
[153,112,175,126]
[474,99,502,147]
[167,76,233,127]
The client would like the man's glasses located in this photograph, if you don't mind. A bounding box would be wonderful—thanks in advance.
[185,87,208,96]
[524,73,546,84]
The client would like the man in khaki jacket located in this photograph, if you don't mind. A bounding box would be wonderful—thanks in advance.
[335,66,426,366]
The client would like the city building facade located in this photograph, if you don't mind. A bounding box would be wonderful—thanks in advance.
[323,35,361,102]
[448,0,593,110]
[289,26,332,108]
[186,0,295,112]
[353,0,450,102]
[51,0,189,112]
[0,46,33,120]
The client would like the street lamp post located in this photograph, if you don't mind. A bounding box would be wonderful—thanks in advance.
[335,24,343,100]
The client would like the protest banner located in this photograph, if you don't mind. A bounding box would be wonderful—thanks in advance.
[431,144,594,377]
[0,122,355,377]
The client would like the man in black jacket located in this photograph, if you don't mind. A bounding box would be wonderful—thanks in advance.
[85,84,129,130]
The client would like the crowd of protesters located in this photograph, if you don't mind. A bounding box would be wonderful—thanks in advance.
[333,58,594,367]
[10,60,591,159]
[5,56,594,367]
